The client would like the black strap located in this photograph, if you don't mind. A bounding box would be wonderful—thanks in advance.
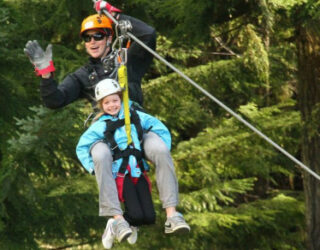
[117,148,144,174]
[103,109,146,174]
[130,109,143,142]
[130,108,153,159]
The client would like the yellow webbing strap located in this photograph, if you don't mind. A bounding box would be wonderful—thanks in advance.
[118,64,132,145]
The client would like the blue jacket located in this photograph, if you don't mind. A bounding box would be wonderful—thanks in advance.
[76,103,171,178]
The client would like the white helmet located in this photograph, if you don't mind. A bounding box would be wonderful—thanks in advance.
[95,78,122,101]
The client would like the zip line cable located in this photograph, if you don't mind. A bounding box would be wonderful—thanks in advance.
[96,4,320,182]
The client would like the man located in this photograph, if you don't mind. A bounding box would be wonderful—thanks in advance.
[24,1,190,247]
[24,4,154,108]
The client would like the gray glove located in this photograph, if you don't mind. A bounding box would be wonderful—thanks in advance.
[24,40,55,75]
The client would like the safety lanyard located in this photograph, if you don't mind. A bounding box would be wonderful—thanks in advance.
[113,20,133,145]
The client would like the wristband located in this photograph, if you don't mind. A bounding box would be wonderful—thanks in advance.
[35,61,55,76]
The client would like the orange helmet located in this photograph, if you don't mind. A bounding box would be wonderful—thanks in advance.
[80,14,113,35]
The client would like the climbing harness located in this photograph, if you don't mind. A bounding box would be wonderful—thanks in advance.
[104,109,152,202]
[92,0,320,181]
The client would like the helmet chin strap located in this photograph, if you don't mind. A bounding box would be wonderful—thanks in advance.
[101,37,112,59]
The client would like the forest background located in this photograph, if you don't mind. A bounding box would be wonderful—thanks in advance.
[1,0,320,249]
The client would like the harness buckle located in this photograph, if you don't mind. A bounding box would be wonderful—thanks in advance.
[116,173,125,178]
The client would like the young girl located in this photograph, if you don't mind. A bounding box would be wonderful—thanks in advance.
[76,78,190,249]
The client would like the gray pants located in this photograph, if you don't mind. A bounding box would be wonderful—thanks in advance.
[91,132,179,216]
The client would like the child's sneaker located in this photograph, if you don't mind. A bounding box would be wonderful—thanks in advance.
[127,226,138,244]
[113,218,133,242]
[165,212,190,234]
[102,218,115,249]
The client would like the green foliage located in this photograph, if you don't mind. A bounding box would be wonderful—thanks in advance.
[239,24,270,84]
[144,50,287,145]
[7,104,85,177]
[174,100,300,185]
[269,0,307,9]
[0,102,92,246]
[0,2,35,145]
[33,175,102,247]
[142,0,256,44]
[212,192,305,249]
[148,35,204,77]
[179,178,256,212]
[113,192,305,250]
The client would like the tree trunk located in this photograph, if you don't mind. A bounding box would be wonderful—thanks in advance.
[296,25,320,250]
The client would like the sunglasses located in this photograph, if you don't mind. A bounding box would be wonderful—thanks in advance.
[83,32,106,42]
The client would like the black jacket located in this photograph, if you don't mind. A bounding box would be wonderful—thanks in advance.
[40,14,156,109]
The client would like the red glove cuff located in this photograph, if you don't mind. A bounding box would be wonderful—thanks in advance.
[35,61,55,76]
[106,3,122,13]
[95,1,122,13]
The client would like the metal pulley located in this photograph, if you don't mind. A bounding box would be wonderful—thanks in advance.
[101,51,117,74]
[117,20,132,38]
